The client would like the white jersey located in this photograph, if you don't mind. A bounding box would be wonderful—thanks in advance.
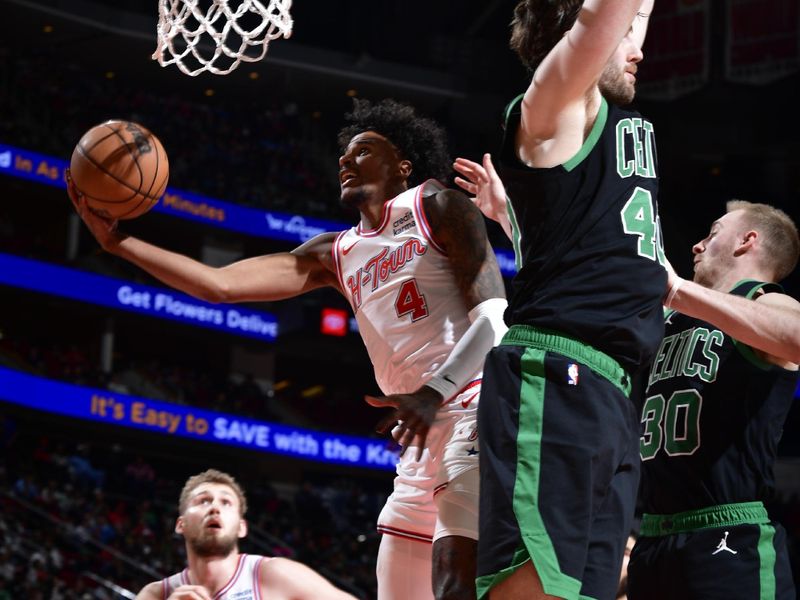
[333,180,480,405]
[161,554,270,599]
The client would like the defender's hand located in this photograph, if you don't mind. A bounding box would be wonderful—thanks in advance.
[453,153,507,224]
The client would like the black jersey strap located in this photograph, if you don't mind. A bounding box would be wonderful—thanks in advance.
[502,93,524,131]
[729,279,785,369]
[730,279,783,299]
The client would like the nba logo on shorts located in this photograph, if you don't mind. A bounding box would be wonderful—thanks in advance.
[567,363,579,386]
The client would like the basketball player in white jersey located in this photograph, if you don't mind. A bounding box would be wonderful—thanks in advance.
[68,99,508,600]
[135,469,355,599]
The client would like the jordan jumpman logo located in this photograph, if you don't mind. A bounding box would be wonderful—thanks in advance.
[712,531,738,555]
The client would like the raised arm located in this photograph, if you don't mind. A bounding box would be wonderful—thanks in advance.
[518,0,651,164]
[68,174,340,303]
[667,278,800,368]
[261,557,357,600]
[632,0,654,49]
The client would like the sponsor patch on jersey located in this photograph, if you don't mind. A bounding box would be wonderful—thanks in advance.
[567,363,580,386]
[392,211,416,235]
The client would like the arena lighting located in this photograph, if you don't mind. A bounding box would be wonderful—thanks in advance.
[0,252,278,342]
[0,366,399,471]
[321,308,348,336]
[0,142,518,276]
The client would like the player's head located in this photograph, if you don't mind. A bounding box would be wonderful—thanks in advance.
[176,469,248,558]
[509,0,582,73]
[510,1,643,105]
[692,200,799,286]
[337,99,451,207]
[598,28,644,106]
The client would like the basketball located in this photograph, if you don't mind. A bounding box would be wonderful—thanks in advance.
[69,120,169,220]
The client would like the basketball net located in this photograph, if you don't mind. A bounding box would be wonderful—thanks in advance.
[153,0,293,76]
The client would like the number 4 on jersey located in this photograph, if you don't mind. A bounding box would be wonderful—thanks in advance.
[395,279,429,321]
[621,187,666,265]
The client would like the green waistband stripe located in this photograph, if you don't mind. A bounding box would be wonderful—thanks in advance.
[758,523,776,600]
[640,502,769,536]
[501,325,631,397]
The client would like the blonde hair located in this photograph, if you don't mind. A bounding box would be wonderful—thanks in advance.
[727,200,799,281]
[179,469,248,517]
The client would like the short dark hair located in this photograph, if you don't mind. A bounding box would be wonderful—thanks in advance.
[179,469,247,517]
[337,98,451,186]
[510,0,583,73]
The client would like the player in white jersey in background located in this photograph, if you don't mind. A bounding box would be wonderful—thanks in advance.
[135,469,355,600]
[68,98,508,600]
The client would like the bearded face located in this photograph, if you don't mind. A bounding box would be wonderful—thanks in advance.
[599,60,637,106]
[176,483,247,559]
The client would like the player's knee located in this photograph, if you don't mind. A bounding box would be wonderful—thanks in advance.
[431,470,479,599]
[433,567,476,600]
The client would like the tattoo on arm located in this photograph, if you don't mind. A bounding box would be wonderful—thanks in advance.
[424,190,506,308]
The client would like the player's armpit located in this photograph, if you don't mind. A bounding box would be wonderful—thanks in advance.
[423,189,506,310]
[259,557,357,600]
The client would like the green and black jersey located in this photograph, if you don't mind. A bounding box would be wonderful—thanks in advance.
[499,95,667,375]
[639,280,799,514]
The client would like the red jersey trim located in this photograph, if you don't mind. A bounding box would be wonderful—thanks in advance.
[214,553,247,598]
[356,194,398,237]
[377,524,434,544]
[253,556,264,600]
[332,229,349,297]
[414,180,447,255]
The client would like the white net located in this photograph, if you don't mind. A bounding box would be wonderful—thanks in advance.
[153,0,293,77]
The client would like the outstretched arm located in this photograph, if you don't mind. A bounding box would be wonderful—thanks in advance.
[367,189,508,456]
[261,557,357,600]
[518,0,652,165]
[68,172,339,303]
[666,275,800,367]
[453,153,512,240]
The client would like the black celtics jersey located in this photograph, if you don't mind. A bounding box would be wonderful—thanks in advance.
[639,280,799,514]
[499,95,666,373]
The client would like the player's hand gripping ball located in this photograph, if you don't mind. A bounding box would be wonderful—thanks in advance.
[69,120,169,220]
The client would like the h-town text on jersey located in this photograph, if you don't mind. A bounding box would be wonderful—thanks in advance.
[346,238,428,309]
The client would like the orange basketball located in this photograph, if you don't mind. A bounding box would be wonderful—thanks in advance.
[69,120,169,220]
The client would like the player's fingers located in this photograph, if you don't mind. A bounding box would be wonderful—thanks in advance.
[365,394,398,409]
[391,426,406,443]
[454,176,477,195]
[415,432,428,461]
[397,420,420,449]
[375,411,400,435]
[453,157,478,170]
[483,153,498,176]
[169,587,213,600]
[453,159,484,181]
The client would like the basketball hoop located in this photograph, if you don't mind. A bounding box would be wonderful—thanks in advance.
[153,0,294,77]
